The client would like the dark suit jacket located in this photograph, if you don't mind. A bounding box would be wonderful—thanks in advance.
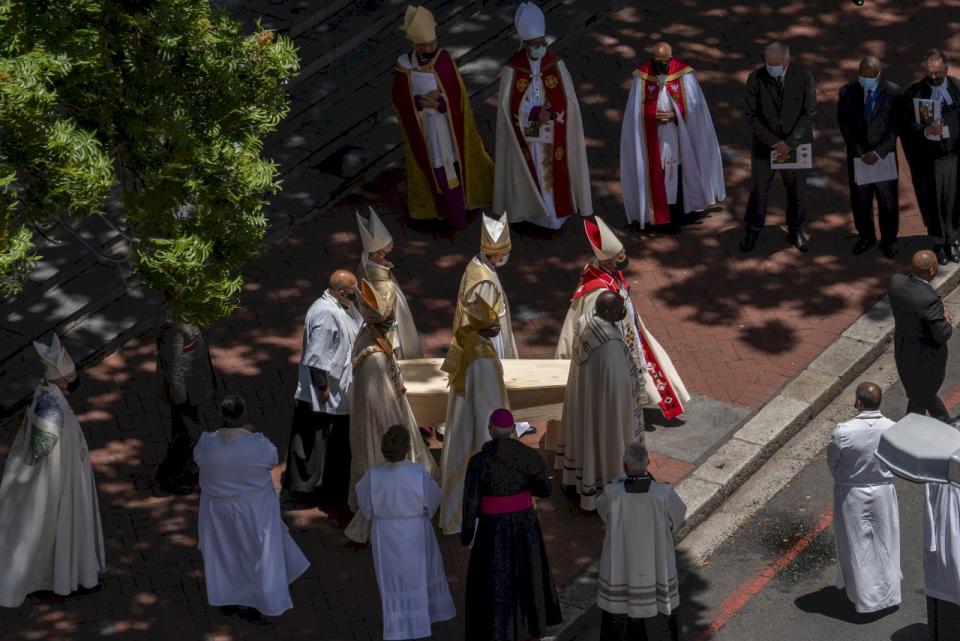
[156,319,213,406]
[888,273,952,388]
[744,64,817,155]
[837,78,900,159]
[899,76,960,160]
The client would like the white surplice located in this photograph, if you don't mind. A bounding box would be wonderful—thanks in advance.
[620,71,725,228]
[596,476,687,618]
[827,410,901,613]
[195,430,309,616]
[0,383,105,608]
[294,290,362,414]
[494,56,592,229]
[357,461,456,640]
[557,314,643,511]
[439,354,509,535]
[923,481,960,606]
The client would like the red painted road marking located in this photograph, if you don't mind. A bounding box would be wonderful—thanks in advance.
[941,378,960,415]
[692,505,834,641]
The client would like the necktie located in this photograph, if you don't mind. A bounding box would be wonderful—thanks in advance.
[865,89,875,119]
[776,77,784,104]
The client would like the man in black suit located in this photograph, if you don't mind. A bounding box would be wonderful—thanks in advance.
[741,42,817,253]
[900,49,960,265]
[838,56,901,259]
[888,250,953,421]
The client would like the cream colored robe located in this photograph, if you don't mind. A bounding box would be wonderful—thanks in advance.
[557,314,643,511]
[345,327,438,543]
[439,353,509,536]
[452,254,518,359]
[0,383,105,607]
[494,57,593,229]
[358,260,423,359]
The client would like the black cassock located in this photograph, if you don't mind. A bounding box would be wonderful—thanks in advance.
[461,438,562,641]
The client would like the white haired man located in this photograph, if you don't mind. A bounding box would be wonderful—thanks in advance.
[596,443,686,641]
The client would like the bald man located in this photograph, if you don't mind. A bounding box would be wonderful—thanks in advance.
[621,42,725,230]
[838,56,901,258]
[888,251,953,421]
[828,382,901,613]
[283,269,363,506]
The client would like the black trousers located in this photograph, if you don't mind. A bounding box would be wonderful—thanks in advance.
[156,401,203,486]
[600,609,682,641]
[927,596,960,640]
[848,166,899,246]
[910,154,959,245]
[897,347,949,422]
[283,400,352,504]
[744,152,808,234]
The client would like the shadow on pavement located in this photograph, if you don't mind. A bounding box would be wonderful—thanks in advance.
[890,622,929,641]
[794,586,900,625]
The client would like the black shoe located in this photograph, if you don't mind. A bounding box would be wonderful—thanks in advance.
[852,238,876,255]
[739,231,758,252]
[936,245,949,265]
[787,230,809,252]
[881,241,898,259]
[950,244,960,263]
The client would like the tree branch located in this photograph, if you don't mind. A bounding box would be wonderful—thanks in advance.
[55,212,131,264]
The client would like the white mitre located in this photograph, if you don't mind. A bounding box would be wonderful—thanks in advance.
[515,2,545,41]
[357,206,393,258]
[585,216,623,261]
[480,212,512,254]
[34,334,76,380]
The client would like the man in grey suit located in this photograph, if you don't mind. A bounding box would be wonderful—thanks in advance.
[741,42,817,253]
[838,56,901,259]
[155,291,214,494]
[888,250,953,421]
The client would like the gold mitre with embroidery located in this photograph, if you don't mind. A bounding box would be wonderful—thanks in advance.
[34,333,76,380]
[463,290,500,330]
[357,206,393,255]
[357,278,397,323]
[584,216,623,261]
[480,212,511,254]
[404,5,436,44]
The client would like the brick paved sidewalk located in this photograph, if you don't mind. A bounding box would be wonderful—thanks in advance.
[1,1,955,640]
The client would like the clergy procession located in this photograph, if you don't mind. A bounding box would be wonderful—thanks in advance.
[10,1,960,640]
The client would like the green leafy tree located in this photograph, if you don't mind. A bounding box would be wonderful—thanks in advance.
[0,0,299,325]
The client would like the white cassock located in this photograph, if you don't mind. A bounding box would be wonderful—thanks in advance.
[557,313,644,511]
[0,382,104,608]
[356,461,456,640]
[294,290,361,413]
[923,481,960,606]
[596,475,687,618]
[494,56,592,229]
[620,68,725,228]
[827,410,901,613]
[195,430,309,616]
[439,351,509,535]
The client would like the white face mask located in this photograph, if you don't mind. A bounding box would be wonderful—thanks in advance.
[527,44,547,60]
[492,253,510,268]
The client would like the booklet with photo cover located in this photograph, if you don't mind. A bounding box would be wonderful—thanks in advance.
[770,143,812,169]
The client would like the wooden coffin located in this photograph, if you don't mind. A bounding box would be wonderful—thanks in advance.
[399,358,571,426]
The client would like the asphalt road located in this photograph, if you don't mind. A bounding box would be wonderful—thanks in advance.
[565,329,960,641]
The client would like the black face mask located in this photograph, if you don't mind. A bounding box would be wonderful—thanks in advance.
[652,61,669,75]
[343,291,357,303]
[377,319,396,333]
[66,376,81,393]
[615,257,630,271]
[417,49,437,63]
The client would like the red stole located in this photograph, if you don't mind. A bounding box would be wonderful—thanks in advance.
[572,264,685,420]
[392,49,468,193]
[505,51,574,218]
[635,58,693,225]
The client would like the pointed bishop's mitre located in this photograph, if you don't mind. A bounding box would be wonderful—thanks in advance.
[464,289,501,330]
[356,206,393,255]
[584,216,624,261]
[357,278,397,323]
[514,2,545,41]
[404,5,436,44]
[33,333,75,380]
[480,212,512,254]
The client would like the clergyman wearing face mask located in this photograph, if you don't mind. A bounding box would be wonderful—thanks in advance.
[901,48,960,266]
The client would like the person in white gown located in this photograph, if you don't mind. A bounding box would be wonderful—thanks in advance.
[356,425,455,640]
[827,382,901,613]
[923,478,960,632]
[194,395,309,621]
[0,334,104,608]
